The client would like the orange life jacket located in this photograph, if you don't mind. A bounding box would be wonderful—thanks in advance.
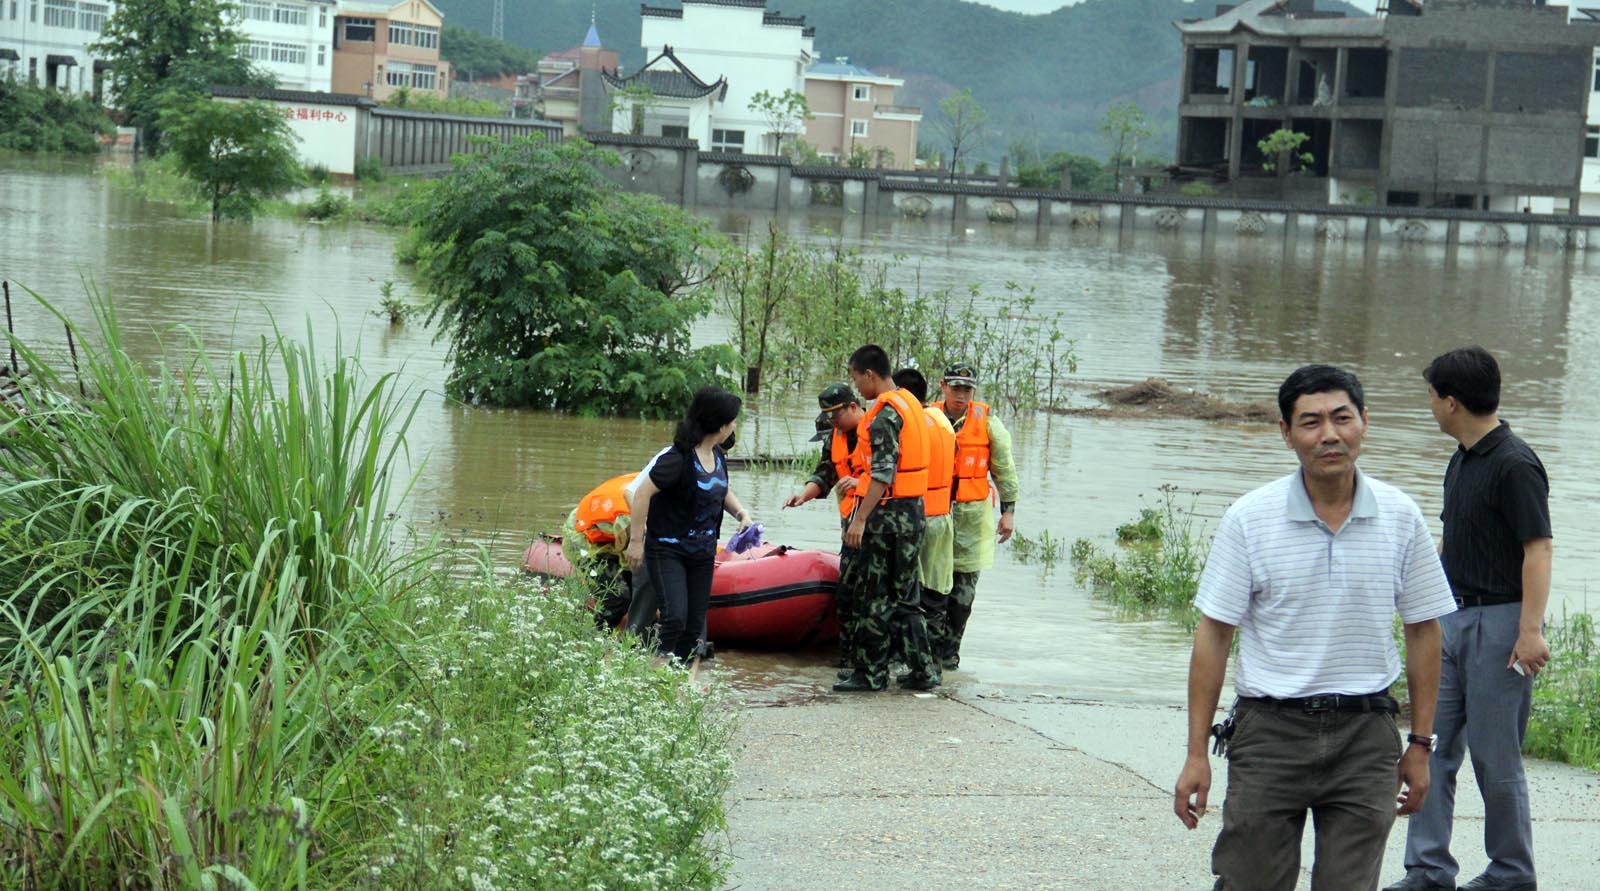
[853,388,930,503]
[933,400,992,503]
[573,472,638,544]
[828,427,867,520]
[922,407,956,518]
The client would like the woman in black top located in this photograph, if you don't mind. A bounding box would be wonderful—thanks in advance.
[626,387,753,661]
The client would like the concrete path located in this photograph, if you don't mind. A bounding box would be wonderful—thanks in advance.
[720,673,1600,891]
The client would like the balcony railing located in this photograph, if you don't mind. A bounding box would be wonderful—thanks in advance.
[874,104,921,116]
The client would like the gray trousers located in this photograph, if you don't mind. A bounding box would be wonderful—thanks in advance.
[1213,700,1402,891]
[1401,602,1536,885]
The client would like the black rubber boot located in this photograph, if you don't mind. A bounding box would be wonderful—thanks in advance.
[832,671,885,692]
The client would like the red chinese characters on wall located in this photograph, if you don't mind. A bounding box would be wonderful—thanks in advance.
[277,107,350,124]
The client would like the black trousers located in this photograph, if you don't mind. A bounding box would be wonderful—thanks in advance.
[646,544,714,661]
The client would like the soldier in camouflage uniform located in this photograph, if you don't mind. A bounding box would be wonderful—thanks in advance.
[784,383,866,679]
[834,345,940,692]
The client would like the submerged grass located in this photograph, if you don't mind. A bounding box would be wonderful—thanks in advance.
[0,287,734,888]
[1069,485,1206,629]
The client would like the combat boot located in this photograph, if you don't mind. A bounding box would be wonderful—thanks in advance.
[832,671,885,692]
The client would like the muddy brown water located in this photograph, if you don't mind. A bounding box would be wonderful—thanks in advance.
[4,156,1599,705]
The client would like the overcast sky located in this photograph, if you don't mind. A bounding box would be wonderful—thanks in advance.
[976,0,1380,14]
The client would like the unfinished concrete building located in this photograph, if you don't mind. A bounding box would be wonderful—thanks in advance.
[1176,0,1597,211]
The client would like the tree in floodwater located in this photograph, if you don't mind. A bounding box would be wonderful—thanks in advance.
[158,98,301,221]
[92,0,274,152]
[412,137,737,417]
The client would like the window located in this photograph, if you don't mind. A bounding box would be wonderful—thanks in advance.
[1587,126,1599,160]
[385,60,412,87]
[662,124,688,139]
[273,4,306,26]
[1593,55,1600,92]
[77,1,104,31]
[319,7,325,28]
[242,1,272,22]
[243,40,272,61]
[411,63,436,90]
[29,1,36,23]
[711,129,745,152]
[852,84,870,102]
[389,22,440,49]
[270,42,306,65]
[317,44,325,67]
[42,0,72,28]
[850,119,868,138]
[343,17,375,42]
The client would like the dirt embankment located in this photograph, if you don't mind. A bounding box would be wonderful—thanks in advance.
[1055,378,1277,423]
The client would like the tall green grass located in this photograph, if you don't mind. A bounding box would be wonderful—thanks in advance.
[0,287,423,887]
[1526,611,1600,770]
[0,287,735,888]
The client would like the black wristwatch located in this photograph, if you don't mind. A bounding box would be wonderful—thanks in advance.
[1406,733,1437,752]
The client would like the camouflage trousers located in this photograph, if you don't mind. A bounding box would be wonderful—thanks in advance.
[839,501,938,687]
[938,570,981,666]
[835,544,859,665]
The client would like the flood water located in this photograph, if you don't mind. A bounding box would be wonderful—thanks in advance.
[4,155,1599,705]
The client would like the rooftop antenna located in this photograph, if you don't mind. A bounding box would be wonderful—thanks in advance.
[492,0,505,39]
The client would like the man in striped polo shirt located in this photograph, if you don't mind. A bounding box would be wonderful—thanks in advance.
[1174,365,1457,891]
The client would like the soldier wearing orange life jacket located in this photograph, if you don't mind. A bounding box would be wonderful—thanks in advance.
[784,383,869,679]
[561,472,640,630]
[832,345,941,693]
[933,362,1021,671]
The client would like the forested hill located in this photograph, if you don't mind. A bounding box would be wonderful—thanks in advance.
[436,0,1364,160]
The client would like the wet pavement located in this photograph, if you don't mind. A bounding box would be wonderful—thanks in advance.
[715,664,1600,891]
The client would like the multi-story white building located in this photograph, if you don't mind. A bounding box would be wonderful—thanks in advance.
[1,0,336,97]
[234,0,336,92]
[0,0,115,96]
[606,0,814,153]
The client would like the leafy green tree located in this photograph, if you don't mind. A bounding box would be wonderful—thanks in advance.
[440,24,542,80]
[748,88,811,157]
[607,82,659,136]
[158,99,301,221]
[1015,151,1110,192]
[92,0,273,152]
[412,137,736,416]
[934,88,988,179]
[1258,128,1313,174]
[0,80,114,153]
[1101,100,1154,191]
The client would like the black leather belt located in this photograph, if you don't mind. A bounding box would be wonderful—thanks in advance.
[1454,591,1519,608]
[1241,692,1399,715]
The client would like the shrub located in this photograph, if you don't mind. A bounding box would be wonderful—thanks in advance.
[411,137,737,416]
[355,155,387,182]
[303,161,332,184]
[300,186,351,220]
[1181,181,1220,198]
[0,78,115,153]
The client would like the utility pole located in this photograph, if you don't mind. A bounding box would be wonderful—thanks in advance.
[492,0,504,40]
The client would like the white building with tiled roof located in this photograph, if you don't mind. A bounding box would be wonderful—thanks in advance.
[611,0,814,153]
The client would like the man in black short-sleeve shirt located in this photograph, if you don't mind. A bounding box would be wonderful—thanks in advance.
[1388,347,1552,891]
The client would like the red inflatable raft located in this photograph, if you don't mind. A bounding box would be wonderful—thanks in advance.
[521,540,840,649]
